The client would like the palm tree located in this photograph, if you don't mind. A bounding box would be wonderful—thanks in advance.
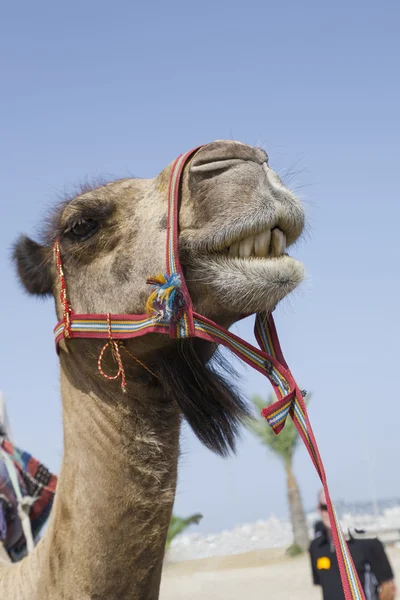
[248,394,310,553]
[166,513,203,550]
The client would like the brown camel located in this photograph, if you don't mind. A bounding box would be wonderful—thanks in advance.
[1,140,305,599]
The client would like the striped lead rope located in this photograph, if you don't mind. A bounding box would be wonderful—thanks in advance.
[194,311,365,600]
[255,313,365,600]
[249,313,366,600]
[192,312,366,600]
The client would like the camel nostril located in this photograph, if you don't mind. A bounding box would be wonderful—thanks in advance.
[190,158,245,173]
[191,141,269,172]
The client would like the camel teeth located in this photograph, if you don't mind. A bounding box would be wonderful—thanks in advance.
[224,227,286,258]
[254,230,271,257]
[270,228,286,257]
[239,236,254,258]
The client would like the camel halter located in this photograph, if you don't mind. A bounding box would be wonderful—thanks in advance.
[53,147,365,600]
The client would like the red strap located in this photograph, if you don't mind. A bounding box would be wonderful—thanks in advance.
[258,314,365,600]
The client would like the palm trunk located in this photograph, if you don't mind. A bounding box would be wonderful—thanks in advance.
[285,461,309,551]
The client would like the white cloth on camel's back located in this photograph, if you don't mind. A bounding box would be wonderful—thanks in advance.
[0,392,13,442]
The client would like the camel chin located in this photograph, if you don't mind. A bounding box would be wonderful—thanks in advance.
[189,253,305,316]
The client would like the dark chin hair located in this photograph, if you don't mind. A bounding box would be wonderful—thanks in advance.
[154,338,249,456]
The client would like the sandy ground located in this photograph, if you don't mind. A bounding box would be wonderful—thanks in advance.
[160,547,400,600]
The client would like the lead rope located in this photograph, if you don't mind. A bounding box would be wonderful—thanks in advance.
[255,313,365,600]
[186,311,365,600]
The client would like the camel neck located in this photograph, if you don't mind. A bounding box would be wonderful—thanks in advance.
[37,354,181,600]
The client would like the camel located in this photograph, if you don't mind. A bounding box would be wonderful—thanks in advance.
[1,140,305,599]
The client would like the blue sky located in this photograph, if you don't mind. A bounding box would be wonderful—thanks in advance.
[1,0,399,533]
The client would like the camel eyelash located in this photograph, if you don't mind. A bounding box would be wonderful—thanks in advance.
[61,202,116,236]
[64,218,88,234]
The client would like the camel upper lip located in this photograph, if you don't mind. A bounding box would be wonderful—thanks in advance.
[180,209,304,259]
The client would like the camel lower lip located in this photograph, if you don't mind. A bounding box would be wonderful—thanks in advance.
[199,253,305,275]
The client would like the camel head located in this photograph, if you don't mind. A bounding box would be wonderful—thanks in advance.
[13,140,305,455]
[179,141,305,321]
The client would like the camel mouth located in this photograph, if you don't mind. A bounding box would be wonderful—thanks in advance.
[214,226,288,260]
[183,221,304,317]
[199,218,303,262]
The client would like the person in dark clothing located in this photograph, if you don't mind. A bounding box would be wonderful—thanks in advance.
[313,519,326,539]
[309,491,396,600]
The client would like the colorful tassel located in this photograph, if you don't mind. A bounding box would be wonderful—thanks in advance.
[146,273,186,321]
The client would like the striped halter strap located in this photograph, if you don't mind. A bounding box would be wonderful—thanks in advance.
[53,147,365,600]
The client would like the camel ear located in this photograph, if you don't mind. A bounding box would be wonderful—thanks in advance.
[13,236,53,296]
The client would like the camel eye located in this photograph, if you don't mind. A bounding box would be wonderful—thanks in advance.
[66,218,100,241]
